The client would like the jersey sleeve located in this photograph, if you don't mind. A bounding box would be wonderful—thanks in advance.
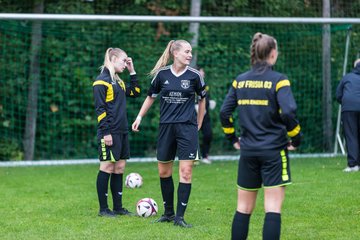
[93,80,112,136]
[220,80,239,144]
[195,74,207,99]
[147,72,161,97]
[275,77,301,138]
[125,74,141,98]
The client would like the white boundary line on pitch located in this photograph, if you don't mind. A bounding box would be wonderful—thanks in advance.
[0,153,344,167]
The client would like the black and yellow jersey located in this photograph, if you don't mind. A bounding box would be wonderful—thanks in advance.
[220,62,301,153]
[93,67,140,138]
[148,65,207,125]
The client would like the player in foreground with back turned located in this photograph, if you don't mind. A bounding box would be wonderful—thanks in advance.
[132,40,207,228]
[93,47,141,217]
[220,33,302,239]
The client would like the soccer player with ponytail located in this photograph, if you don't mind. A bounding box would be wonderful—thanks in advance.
[220,33,302,239]
[132,40,207,228]
[93,48,141,217]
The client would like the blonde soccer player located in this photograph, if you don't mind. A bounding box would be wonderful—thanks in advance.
[132,40,206,228]
[93,47,141,217]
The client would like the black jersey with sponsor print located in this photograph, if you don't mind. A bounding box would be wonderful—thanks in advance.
[220,62,301,153]
[93,67,140,138]
[148,65,207,125]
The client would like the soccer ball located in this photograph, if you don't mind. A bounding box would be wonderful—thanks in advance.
[136,198,158,217]
[125,173,143,188]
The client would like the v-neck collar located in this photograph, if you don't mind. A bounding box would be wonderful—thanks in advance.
[170,65,188,77]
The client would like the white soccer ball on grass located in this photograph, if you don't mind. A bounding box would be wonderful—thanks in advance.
[136,198,158,217]
[125,172,143,188]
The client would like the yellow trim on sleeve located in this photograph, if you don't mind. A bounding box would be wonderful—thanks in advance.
[222,127,235,134]
[288,124,301,137]
[276,79,290,92]
[98,112,106,122]
[118,80,126,91]
[93,80,114,102]
[135,87,141,93]
[232,80,237,89]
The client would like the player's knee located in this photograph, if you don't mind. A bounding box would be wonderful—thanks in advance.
[114,161,126,174]
[100,162,115,173]
[158,169,172,178]
[114,165,125,174]
[180,168,192,182]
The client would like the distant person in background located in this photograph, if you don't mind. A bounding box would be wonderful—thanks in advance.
[93,47,141,217]
[336,58,360,173]
[220,32,302,240]
[195,66,216,164]
[132,40,206,228]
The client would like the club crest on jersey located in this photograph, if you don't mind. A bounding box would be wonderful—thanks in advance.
[181,80,190,89]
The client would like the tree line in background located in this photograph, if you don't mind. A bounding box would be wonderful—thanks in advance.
[0,0,359,160]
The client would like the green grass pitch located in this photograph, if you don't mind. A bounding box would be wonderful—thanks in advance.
[0,157,359,240]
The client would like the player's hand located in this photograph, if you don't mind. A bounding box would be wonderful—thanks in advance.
[103,134,113,146]
[126,57,135,74]
[209,100,216,110]
[233,141,240,150]
[132,118,141,132]
[194,104,199,113]
[287,142,297,151]
[291,133,302,147]
[197,122,202,130]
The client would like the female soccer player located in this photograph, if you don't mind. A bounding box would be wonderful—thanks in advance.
[132,40,207,228]
[93,47,141,217]
[220,33,302,239]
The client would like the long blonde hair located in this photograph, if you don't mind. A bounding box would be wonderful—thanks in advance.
[100,47,126,82]
[149,40,189,76]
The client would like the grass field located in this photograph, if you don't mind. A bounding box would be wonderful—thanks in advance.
[0,157,359,240]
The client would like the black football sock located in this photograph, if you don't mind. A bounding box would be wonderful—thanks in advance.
[231,211,251,240]
[160,176,174,216]
[96,171,110,210]
[110,173,123,211]
[176,182,191,218]
[263,212,281,240]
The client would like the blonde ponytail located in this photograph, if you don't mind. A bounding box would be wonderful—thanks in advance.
[149,40,174,77]
[149,39,190,77]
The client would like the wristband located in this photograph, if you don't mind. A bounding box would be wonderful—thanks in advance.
[136,116,142,121]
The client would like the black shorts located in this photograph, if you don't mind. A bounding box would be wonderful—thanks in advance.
[237,149,291,190]
[157,123,199,162]
[97,133,130,162]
